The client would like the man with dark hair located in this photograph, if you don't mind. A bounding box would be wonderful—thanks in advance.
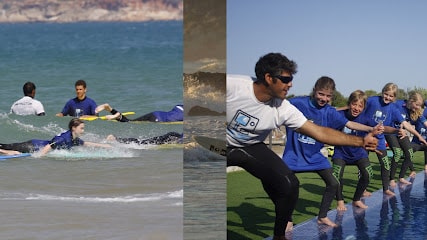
[10,82,45,116]
[56,79,97,117]
[227,52,378,240]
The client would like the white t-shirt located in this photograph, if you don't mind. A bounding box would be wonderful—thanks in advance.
[10,96,45,115]
[227,74,307,147]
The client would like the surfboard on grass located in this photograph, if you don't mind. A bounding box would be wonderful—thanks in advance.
[0,153,31,161]
[193,135,226,157]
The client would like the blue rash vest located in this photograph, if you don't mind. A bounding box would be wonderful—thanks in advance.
[60,97,97,117]
[282,96,348,171]
[29,131,84,151]
[332,110,369,163]
[361,96,404,150]
[153,104,183,122]
[411,108,427,144]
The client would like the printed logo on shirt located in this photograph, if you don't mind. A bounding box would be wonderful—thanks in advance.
[421,128,427,140]
[373,110,387,124]
[297,120,316,145]
[229,110,259,135]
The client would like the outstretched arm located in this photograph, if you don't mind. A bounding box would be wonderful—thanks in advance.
[83,142,112,148]
[39,144,53,156]
[296,120,378,151]
[402,121,427,145]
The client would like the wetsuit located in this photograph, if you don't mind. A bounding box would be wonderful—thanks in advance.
[332,110,373,203]
[361,96,405,192]
[115,132,183,145]
[111,105,184,123]
[0,130,84,153]
[282,96,347,220]
[227,75,305,237]
[386,100,415,181]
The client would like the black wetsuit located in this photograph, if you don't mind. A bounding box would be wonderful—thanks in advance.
[115,132,183,145]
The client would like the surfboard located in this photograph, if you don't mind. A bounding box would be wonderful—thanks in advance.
[0,153,31,160]
[80,112,136,121]
[193,135,226,156]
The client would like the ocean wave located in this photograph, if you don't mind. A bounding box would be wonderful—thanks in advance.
[184,142,225,162]
[0,190,183,203]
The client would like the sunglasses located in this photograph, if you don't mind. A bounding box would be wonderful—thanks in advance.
[274,75,293,84]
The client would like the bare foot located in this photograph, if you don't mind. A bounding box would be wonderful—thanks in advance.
[389,180,397,188]
[425,165,427,172]
[317,217,337,227]
[399,178,412,185]
[352,200,368,209]
[106,135,117,141]
[362,190,372,197]
[337,200,347,211]
[384,189,395,196]
[410,171,416,178]
[285,221,293,232]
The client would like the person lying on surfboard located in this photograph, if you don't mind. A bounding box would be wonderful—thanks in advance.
[0,118,111,156]
[95,103,183,123]
[106,132,183,145]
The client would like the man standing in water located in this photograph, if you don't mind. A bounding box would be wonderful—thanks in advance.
[56,79,97,118]
[227,52,378,240]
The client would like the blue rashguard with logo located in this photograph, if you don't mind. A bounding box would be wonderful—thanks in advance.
[332,110,370,163]
[362,96,404,150]
[282,96,348,171]
[60,97,97,117]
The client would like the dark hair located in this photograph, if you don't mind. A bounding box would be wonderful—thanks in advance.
[68,118,84,131]
[310,76,336,98]
[254,52,297,86]
[75,79,87,88]
[23,82,36,96]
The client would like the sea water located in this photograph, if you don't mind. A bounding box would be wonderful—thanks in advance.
[0,21,183,239]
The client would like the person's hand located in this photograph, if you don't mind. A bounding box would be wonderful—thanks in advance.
[418,136,427,145]
[363,132,379,152]
[372,123,384,135]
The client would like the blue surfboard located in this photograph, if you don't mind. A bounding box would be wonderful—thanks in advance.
[0,153,31,160]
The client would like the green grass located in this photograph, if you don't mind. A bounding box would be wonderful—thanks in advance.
[227,151,426,239]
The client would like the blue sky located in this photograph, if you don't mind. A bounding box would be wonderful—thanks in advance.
[227,1,427,97]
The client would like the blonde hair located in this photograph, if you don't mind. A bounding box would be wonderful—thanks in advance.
[407,91,424,121]
[381,83,398,100]
[347,90,367,109]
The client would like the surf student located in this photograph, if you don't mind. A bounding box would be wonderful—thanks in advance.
[10,81,45,116]
[95,103,183,122]
[56,79,98,118]
[0,118,110,156]
[107,132,183,145]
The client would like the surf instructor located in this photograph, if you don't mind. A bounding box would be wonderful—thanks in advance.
[226,52,378,240]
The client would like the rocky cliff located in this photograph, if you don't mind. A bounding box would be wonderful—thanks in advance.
[0,0,182,22]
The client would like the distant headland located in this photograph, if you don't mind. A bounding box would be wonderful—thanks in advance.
[0,0,182,23]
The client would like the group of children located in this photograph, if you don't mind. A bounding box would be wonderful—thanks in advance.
[226,52,427,239]
[2,79,184,157]
[281,78,427,228]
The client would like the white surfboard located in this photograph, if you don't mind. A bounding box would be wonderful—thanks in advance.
[193,135,226,157]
